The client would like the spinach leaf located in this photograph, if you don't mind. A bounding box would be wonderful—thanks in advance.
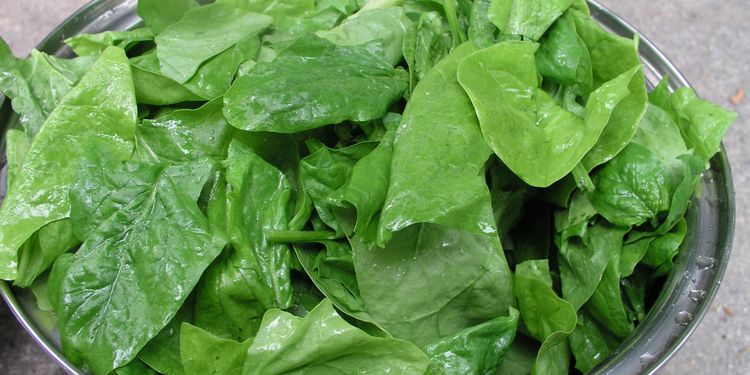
[332,122,396,242]
[571,10,647,170]
[0,39,95,137]
[6,130,80,288]
[113,359,159,375]
[514,260,577,375]
[130,52,203,105]
[294,240,374,323]
[536,11,592,95]
[134,99,233,163]
[641,218,687,276]
[222,140,294,309]
[558,223,628,311]
[0,47,136,280]
[670,87,736,163]
[584,250,633,339]
[15,220,79,288]
[50,158,224,375]
[590,143,672,227]
[299,141,377,235]
[180,323,253,375]
[568,311,619,373]
[457,40,636,188]
[403,11,451,92]
[156,3,272,83]
[223,35,408,133]
[138,301,194,375]
[467,0,497,48]
[318,7,411,66]
[242,299,431,374]
[193,141,293,341]
[137,0,198,34]
[378,42,496,244]
[630,104,689,184]
[488,0,574,41]
[353,224,513,346]
[423,308,519,375]
[133,34,260,103]
[65,28,154,57]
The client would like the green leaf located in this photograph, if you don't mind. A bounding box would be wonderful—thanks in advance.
[642,218,687,275]
[630,104,689,184]
[467,0,498,48]
[572,10,647,170]
[590,143,672,227]
[536,11,592,95]
[0,47,136,280]
[514,260,577,375]
[180,323,253,375]
[138,301,194,375]
[423,308,519,375]
[193,141,293,341]
[15,220,79,288]
[333,123,396,241]
[138,0,198,34]
[223,140,294,309]
[353,224,513,346]
[457,40,637,187]
[488,0,574,41]
[299,141,377,234]
[134,98,233,163]
[223,35,408,133]
[113,359,158,375]
[0,39,96,136]
[557,223,628,311]
[51,158,225,375]
[378,42,496,245]
[130,51,203,105]
[132,34,261,103]
[243,299,431,374]
[318,7,411,66]
[294,240,375,323]
[670,87,736,163]
[584,251,633,339]
[403,11,451,93]
[568,311,618,372]
[156,3,272,83]
[65,28,154,57]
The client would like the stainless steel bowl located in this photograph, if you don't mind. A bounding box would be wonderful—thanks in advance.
[0,1,735,374]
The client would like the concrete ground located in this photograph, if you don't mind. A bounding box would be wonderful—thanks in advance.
[0,0,747,374]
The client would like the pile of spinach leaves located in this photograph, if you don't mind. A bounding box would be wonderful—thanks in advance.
[0,0,736,374]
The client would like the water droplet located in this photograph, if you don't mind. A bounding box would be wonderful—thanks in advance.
[639,352,655,366]
[675,311,693,326]
[688,289,707,302]
[696,256,715,269]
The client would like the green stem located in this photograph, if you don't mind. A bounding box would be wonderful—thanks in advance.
[266,230,339,244]
[571,163,595,192]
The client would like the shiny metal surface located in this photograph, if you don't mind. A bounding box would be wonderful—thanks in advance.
[0,1,735,374]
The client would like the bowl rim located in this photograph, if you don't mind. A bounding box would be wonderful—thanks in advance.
[0,1,736,374]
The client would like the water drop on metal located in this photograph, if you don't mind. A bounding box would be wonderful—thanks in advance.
[675,311,693,326]
[696,255,715,269]
[639,352,655,367]
[688,289,706,302]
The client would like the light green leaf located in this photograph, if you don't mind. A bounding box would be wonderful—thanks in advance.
[0,47,136,280]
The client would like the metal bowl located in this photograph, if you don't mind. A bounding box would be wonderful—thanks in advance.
[0,1,735,374]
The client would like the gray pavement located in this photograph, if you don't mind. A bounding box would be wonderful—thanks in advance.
[0,0,747,374]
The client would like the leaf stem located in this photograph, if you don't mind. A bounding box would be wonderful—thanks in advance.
[266,230,339,244]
